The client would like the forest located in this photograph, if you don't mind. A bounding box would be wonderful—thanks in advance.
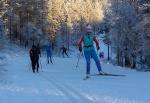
[0,0,149,71]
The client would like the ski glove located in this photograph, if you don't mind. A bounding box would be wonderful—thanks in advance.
[79,46,82,52]
[97,46,100,50]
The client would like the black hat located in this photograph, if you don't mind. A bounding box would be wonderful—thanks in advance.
[32,45,36,48]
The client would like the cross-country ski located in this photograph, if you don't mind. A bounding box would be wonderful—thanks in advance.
[90,73,126,77]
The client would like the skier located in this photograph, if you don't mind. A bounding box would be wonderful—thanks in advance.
[101,51,104,58]
[60,45,69,58]
[99,52,102,58]
[29,45,40,73]
[78,25,105,78]
[46,43,52,64]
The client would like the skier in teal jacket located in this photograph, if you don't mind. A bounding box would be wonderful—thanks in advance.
[78,25,105,77]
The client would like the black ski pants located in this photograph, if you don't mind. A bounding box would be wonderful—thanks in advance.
[62,51,68,57]
[31,59,39,72]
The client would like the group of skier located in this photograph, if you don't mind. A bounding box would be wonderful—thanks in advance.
[29,25,105,77]
[29,43,69,73]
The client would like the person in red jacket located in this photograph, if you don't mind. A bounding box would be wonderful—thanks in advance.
[78,25,105,78]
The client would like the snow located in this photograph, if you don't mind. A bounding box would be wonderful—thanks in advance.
[0,40,150,103]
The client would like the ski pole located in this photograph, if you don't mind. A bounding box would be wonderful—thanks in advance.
[46,52,48,64]
[76,52,81,67]
[28,60,31,70]
[97,49,99,56]
[51,55,54,63]
[39,58,43,72]
[58,49,61,57]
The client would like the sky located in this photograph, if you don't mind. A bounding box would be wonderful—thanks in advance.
[0,39,150,103]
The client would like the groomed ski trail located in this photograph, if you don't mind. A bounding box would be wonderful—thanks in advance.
[40,74,91,103]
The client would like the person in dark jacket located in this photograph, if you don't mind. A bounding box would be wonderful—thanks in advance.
[29,45,40,73]
[60,45,69,58]
[99,52,102,58]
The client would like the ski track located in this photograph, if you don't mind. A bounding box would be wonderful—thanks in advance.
[40,74,91,103]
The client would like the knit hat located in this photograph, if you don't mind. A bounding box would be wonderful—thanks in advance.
[86,25,92,32]
[32,45,36,48]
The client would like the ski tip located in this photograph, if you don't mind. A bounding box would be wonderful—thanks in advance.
[83,78,88,80]
[83,76,90,80]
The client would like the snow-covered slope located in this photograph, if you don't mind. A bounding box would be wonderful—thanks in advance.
[0,39,150,103]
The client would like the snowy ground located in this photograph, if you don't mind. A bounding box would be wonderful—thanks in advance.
[0,41,150,103]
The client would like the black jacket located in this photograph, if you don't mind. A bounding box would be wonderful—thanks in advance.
[29,48,39,61]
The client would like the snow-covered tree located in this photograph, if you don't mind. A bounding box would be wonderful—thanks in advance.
[0,19,6,50]
[102,0,138,68]
[135,0,150,71]
[1,0,108,51]
[101,0,150,70]
[45,0,107,50]
[20,22,42,45]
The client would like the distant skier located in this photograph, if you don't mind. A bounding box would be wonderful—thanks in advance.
[101,52,104,58]
[99,52,104,58]
[60,45,69,58]
[29,45,40,73]
[46,43,52,64]
[78,25,105,78]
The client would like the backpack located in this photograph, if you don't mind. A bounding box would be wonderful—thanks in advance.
[29,49,39,60]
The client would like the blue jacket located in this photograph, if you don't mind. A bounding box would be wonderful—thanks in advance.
[46,45,51,55]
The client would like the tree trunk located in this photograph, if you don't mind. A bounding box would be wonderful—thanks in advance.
[125,56,131,67]
[108,44,110,61]
[116,47,121,66]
